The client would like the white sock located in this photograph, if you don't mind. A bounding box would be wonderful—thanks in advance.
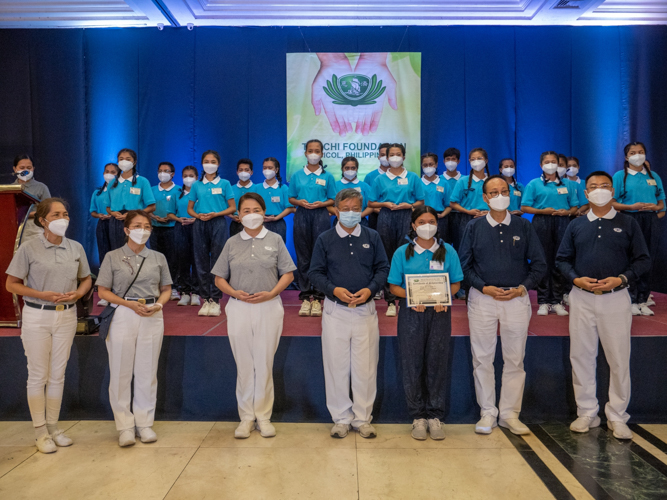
[46,424,59,436]
[35,425,49,440]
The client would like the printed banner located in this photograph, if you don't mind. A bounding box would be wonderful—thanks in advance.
[286,52,421,181]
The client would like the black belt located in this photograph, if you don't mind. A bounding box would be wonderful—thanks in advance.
[576,286,625,295]
[24,301,75,311]
[126,297,157,304]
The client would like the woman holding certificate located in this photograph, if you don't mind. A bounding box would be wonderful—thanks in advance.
[387,206,464,441]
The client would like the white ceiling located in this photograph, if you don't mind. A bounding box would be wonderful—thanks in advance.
[0,0,665,28]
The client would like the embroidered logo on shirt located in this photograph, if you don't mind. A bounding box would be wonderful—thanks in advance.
[265,246,274,251]
[363,244,370,248]
[513,236,521,241]
[614,228,622,233]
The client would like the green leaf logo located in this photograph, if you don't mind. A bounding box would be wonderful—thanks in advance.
[323,73,386,107]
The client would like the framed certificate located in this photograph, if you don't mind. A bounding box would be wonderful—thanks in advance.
[405,273,452,307]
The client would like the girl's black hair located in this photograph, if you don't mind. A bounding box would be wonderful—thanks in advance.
[237,158,253,171]
[179,165,198,199]
[200,150,221,180]
[305,139,326,169]
[114,148,138,187]
[387,143,406,157]
[379,143,391,154]
[13,154,33,167]
[97,162,119,196]
[421,152,438,165]
[467,148,491,190]
[263,157,283,187]
[622,141,657,198]
[341,156,359,170]
[158,161,175,173]
[498,158,517,187]
[405,205,447,263]
[540,151,563,186]
[567,156,580,167]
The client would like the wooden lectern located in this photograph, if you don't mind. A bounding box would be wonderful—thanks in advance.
[0,185,38,327]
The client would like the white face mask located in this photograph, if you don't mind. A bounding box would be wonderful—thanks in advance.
[238,171,251,182]
[158,172,172,183]
[17,170,34,181]
[587,188,613,207]
[379,156,389,168]
[488,194,510,211]
[444,161,458,172]
[203,163,218,175]
[183,177,196,188]
[501,167,515,178]
[566,166,579,177]
[118,160,134,172]
[103,173,116,183]
[388,156,404,168]
[343,170,357,181]
[557,166,567,178]
[46,218,69,237]
[422,166,436,177]
[470,159,486,172]
[128,229,151,245]
[307,154,321,166]
[628,154,646,167]
[415,224,437,240]
[263,169,276,180]
[241,213,263,230]
[542,163,558,175]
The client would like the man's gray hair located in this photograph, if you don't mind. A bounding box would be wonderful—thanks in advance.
[335,188,363,207]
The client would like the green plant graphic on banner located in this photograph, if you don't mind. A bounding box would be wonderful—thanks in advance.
[323,74,386,106]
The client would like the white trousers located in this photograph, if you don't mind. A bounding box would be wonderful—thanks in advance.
[21,306,77,428]
[321,298,379,427]
[569,286,632,423]
[467,287,532,420]
[105,305,164,431]
[226,296,284,422]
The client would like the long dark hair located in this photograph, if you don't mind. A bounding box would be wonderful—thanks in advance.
[305,139,325,169]
[13,154,33,168]
[200,150,221,180]
[179,165,198,199]
[540,151,562,186]
[97,163,119,195]
[405,206,447,263]
[622,142,658,199]
[264,157,283,187]
[467,148,491,190]
[113,148,138,187]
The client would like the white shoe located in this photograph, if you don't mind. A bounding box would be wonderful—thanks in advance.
[208,300,221,317]
[608,421,633,440]
[177,294,190,306]
[475,415,497,435]
[631,303,642,316]
[35,435,57,454]
[298,300,312,317]
[235,420,255,439]
[255,420,276,438]
[374,292,382,300]
[310,301,322,317]
[135,427,157,443]
[427,418,445,440]
[639,303,654,316]
[411,419,428,440]
[190,294,201,306]
[330,423,350,438]
[97,298,109,307]
[552,303,569,316]
[563,293,570,306]
[118,429,136,447]
[537,304,550,316]
[646,294,656,307]
[354,423,377,439]
[51,429,73,447]
[386,303,397,317]
[499,418,530,435]
[198,300,211,316]
[570,415,601,433]
[170,289,181,301]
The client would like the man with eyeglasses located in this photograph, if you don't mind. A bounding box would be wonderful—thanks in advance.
[459,176,547,436]
[556,171,650,440]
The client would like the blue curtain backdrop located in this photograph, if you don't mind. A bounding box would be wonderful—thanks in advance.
[0,26,666,288]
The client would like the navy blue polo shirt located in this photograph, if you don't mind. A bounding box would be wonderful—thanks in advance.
[555,208,650,284]
[308,223,390,305]
[459,212,547,292]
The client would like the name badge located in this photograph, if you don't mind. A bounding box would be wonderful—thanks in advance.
[557,187,568,195]
[437,186,445,193]
[429,260,444,271]
[211,188,223,195]
[271,196,281,203]
[315,178,326,186]
[647,179,657,186]
[354,187,362,192]
[398,178,409,185]
[513,190,522,197]
[166,195,171,201]
[130,187,141,195]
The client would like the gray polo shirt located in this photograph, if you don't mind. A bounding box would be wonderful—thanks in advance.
[15,178,51,206]
[96,244,172,299]
[6,234,91,306]
[211,227,296,295]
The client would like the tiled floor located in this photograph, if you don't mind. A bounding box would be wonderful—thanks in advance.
[1,421,667,499]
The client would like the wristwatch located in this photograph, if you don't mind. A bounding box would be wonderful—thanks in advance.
[618,274,628,289]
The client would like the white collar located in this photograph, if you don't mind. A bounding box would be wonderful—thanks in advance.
[386,168,408,180]
[341,177,359,184]
[203,176,221,185]
[335,222,362,238]
[572,177,581,184]
[421,176,440,185]
[444,172,461,181]
[486,211,512,227]
[378,167,387,175]
[158,183,176,192]
[627,168,646,176]
[304,166,323,176]
[413,239,440,254]
[240,227,269,240]
[472,174,487,183]
[236,180,254,188]
[263,180,280,189]
[587,207,617,221]
[117,176,128,184]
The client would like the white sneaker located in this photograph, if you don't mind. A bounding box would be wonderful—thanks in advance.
[299,300,312,317]
[170,289,181,301]
[35,435,57,454]
[374,292,382,300]
[208,300,221,317]
[537,304,550,316]
[646,294,656,307]
[97,298,109,307]
[553,303,569,316]
[411,419,428,440]
[255,420,276,438]
[198,300,211,316]
[118,429,136,447]
[190,294,201,306]
[135,426,157,443]
[235,420,255,439]
[427,418,445,440]
[51,429,73,447]
[563,293,570,306]
[639,303,654,316]
[386,303,397,317]
[310,301,322,317]
[570,415,601,433]
[475,415,497,435]
[499,418,530,435]
[330,423,350,438]
[631,303,642,316]
[177,294,190,306]
[354,423,377,439]
[608,421,633,440]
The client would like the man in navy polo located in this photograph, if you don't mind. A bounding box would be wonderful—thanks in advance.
[309,188,390,439]
[556,171,650,440]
